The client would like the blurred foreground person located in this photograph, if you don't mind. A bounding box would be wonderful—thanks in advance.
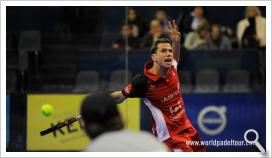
[80,91,169,152]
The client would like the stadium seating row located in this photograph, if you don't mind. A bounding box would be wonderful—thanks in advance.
[74,69,251,93]
[7,69,251,93]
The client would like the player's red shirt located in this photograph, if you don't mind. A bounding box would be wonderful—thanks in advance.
[122,60,192,142]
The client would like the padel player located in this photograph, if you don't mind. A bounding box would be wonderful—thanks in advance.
[111,20,206,152]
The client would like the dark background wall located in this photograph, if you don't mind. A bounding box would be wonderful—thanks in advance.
[6,6,266,33]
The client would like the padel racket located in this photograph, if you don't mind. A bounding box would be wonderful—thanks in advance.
[40,115,82,136]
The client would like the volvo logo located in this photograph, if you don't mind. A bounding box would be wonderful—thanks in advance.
[197,106,227,136]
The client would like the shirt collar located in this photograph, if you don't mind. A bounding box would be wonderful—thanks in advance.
[144,60,171,82]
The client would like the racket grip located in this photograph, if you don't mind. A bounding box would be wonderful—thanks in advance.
[40,122,66,136]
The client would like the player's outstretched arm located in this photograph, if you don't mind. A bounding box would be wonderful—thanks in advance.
[111,91,127,104]
[168,20,181,63]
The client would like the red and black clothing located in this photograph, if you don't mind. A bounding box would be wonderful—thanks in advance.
[122,60,206,152]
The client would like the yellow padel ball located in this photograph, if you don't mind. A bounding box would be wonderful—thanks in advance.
[41,104,54,117]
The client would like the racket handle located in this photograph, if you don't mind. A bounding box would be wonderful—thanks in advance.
[40,123,66,136]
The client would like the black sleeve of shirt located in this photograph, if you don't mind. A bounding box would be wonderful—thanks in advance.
[122,73,147,98]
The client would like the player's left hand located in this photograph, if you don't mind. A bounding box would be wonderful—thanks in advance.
[168,20,181,43]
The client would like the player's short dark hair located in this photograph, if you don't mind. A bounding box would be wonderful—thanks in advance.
[80,91,124,139]
[81,91,119,125]
[150,38,172,54]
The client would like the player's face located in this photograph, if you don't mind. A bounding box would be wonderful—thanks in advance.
[153,43,173,68]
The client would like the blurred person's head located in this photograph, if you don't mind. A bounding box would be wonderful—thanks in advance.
[197,21,210,38]
[245,6,262,18]
[121,24,133,38]
[150,19,163,36]
[210,24,222,40]
[80,91,124,140]
[128,7,138,22]
[150,38,173,68]
[193,6,204,18]
[155,7,168,22]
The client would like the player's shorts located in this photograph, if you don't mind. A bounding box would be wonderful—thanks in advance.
[164,126,207,152]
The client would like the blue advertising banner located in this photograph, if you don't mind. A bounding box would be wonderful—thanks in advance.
[6,95,10,147]
[184,94,265,151]
[140,94,266,152]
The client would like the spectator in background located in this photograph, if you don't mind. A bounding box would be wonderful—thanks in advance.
[127,7,148,38]
[182,6,207,34]
[184,21,209,50]
[222,26,238,49]
[81,91,169,151]
[207,24,232,50]
[237,6,266,48]
[112,24,139,50]
[140,19,169,48]
[154,7,169,31]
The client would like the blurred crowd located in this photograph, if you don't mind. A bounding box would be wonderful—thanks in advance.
[112,6,266,51]
[6,6,266,94]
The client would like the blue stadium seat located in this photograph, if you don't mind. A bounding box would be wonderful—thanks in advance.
[223,69,251,93]
[74,71,100,92]
[108,70,132,91]
[194,69,220,93]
